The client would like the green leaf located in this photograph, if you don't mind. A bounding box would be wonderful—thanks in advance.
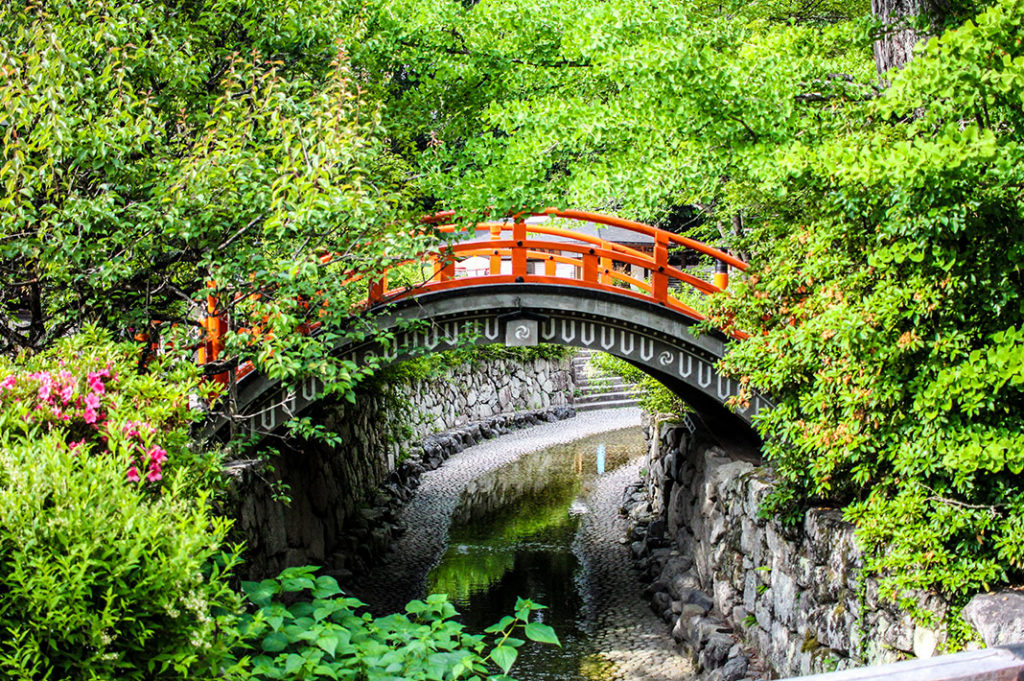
[314,575,344,599]
[490,645,518,674]
[284,653,305,674]
[243,579,280,607]
[524,622,560,646]
[262,631,290,653]
[483,616,515,633]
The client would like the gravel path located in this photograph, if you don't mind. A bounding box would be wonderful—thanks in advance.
[574,457,695,680]
[348,406,692,680]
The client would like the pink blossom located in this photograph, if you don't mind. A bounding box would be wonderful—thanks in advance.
[0,375,15,390]
[148,446,168,465]
[83,394,102,424]
[126,466,140,482]
[146,467,162,483]
[87,372,105,395]
[68,439,85,452]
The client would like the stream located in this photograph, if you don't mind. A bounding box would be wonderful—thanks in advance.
[349,409,692,681]
[425,429,638,681]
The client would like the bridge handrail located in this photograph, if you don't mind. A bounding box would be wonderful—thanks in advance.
[196,209,749,380]
[782,644,1024,681]
[537,208,749,271]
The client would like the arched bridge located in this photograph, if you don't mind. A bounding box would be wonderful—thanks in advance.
[200,209,771,441]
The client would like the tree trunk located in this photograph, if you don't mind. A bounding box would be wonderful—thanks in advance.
[871,0,928,75]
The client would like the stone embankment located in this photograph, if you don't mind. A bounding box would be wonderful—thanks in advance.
[227,355,576,580]
[626,413,1024,680]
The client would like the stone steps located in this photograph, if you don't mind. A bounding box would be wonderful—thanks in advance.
[575,397,641,412]
[572,349,640,411]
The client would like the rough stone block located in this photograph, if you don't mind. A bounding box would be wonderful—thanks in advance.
[715,578,736,618]
[913,625,938,659]
[755,589,773,631]
[701,633,734,671]
[963,591,1024,647]
[669,571,701,600]
[771,568,798,628]
[720,654,749,681]
[743,571,758,614]
[769,620,791,672]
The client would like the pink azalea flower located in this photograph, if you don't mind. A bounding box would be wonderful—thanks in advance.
[84,406,98,424]
[84,393,101,409]
[148,446,168,465]
[0,375,15,390]
[146,468,162,483]
[127,466,140,482]
[68,439,85,452]
[87,372,105,394]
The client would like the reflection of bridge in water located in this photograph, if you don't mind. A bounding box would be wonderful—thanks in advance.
[197,209,769,443]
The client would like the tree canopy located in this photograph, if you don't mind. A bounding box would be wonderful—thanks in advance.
[3,0,1024,618]
[1,0,432,400]
[340,0,1024,609]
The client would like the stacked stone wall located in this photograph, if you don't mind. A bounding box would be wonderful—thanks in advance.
[228,355,576,580]
[628,415,949,680]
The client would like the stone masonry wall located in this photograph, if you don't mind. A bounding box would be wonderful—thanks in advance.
[627,414,950,680]
[228,355,576,580]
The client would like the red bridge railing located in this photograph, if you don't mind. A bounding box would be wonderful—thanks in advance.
[197,208,747,380]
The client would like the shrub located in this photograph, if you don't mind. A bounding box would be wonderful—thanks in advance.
[0,329,243,679]
[0,327,224,496]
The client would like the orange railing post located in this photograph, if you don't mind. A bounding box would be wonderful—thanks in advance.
[599,240,613,285]
[433,249,455,282]
[368,274,388,304]
[490,224,503,275]
[582,248,598,283]
[512,220,527,279]
[714,254,729,290]
[652,233,669,302]
[198,286,226,366]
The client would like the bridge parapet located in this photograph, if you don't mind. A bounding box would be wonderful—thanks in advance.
[192,210,763,443]
[195,209,748,380]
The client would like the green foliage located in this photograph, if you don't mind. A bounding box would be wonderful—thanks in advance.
[590,352,690,417]
[0,326,225,493]
[0,0,432,410]
[0,331,243,679]
[710,0,1024,606]
[236,566,559,681]
[349,0,872,226]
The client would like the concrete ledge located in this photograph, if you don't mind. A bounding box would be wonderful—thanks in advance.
[786,645,1024,681]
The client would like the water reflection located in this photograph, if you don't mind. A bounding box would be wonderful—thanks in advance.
[426,427,643,681]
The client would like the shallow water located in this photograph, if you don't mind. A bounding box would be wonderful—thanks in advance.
[425,426,645,681]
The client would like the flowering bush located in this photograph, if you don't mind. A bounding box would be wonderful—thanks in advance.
[0,326,223,495]
[0,328,243,679]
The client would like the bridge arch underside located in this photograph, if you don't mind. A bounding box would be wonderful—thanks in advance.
[222,285,770,446]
